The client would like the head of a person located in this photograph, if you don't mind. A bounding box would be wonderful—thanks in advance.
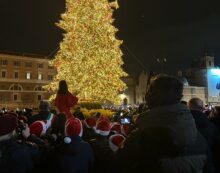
[58,80,68,94]
[188,97,204,112]
[0,114,18,141]
[145,74,183,109]
[214,106,220,117]
[39,100,50,111]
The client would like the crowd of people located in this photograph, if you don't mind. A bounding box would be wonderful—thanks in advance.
[1,76,220,173]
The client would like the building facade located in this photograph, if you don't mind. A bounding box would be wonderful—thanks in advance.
[0,53,56,109]
[121,76,136,106]
[135,71,148,104]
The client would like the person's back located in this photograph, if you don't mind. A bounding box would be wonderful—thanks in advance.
[89,120,114,173]
[115,75,213,173]
[89,134,114,173]
[0,114,40,173]
[55,80,78,119]
[188,98,220,148]
[46,117,94,173]
[28,100,52,125]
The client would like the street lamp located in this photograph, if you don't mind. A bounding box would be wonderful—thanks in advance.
[157,58,167,73]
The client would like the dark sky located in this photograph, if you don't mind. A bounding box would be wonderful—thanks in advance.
[0,0,220,76]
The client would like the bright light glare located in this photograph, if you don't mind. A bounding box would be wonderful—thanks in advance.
[210,69,220,76]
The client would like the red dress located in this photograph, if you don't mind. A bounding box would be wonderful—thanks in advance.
[55,92,78,119]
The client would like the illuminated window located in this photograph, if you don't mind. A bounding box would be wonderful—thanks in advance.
[38,73,43,80]
[26,72,31,79]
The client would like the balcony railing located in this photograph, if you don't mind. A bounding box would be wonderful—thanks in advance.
[0,78,52,84]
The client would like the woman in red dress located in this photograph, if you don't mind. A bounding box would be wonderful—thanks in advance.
[55,80,78,119]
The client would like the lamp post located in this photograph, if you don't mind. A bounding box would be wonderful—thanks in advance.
[157,58,167,73]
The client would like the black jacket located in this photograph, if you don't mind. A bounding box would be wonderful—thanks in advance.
[0,138,40,173]
[191,110,220,148]
[115,104,213,173]
[46,136,94,173]
[89,134,114,173]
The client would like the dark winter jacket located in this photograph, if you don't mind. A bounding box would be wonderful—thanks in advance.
[211,116,220,132]
[192,110,220,173]
[191,110,220,148]
[46,136,94,173]
[0,138,40,173]
[115,103,213,173]
[82,126,96,142]
[89,134,114,173]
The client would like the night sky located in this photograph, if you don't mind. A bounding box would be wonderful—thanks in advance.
[0,0,220,76]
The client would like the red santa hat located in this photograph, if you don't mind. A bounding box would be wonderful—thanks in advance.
[84,117,96,129]
[65,117,83,137]
[109,134,126,152]
[29,121,47,137]
[97,116,109,123]
[95,120,111,136]
[121,124,130,136]
[0,114,18,136]
[110,123,121,134]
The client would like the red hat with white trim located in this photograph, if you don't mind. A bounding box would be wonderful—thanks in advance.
[121,124,130,136]
[29,121,47,137]
[65,117,83,137]
[95,120,111,136]
[110,123,121,134]
[84,117,96,129]
[109,134,126,152]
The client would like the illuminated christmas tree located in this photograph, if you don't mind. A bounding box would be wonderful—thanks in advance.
[47,0,127,104]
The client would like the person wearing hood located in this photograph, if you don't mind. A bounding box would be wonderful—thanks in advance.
[114,74,213,173]
[55,80,79,119]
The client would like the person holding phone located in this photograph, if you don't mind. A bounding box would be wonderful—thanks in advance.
[55,80,79,119]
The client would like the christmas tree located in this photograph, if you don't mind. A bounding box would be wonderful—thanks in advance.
[46,0,127,104]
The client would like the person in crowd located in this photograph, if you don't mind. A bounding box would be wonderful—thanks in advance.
[28,100,53,125]
[89,120,114,173]
[188,98,220,149]
[82,116,97,142]
[45,117,94,173]
[73,106,85,120]
[211,106,220,132]
[50,113,67,145]
[115,74,214,173]
[55,80,78,119]
[0,114,40,173]
[109,134,126,153]
[188,98,220,173]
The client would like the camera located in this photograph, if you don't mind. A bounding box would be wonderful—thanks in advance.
[121,118,131,124]
[16,121,26,137]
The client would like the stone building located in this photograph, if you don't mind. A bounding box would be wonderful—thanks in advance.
[0,52,56,109]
